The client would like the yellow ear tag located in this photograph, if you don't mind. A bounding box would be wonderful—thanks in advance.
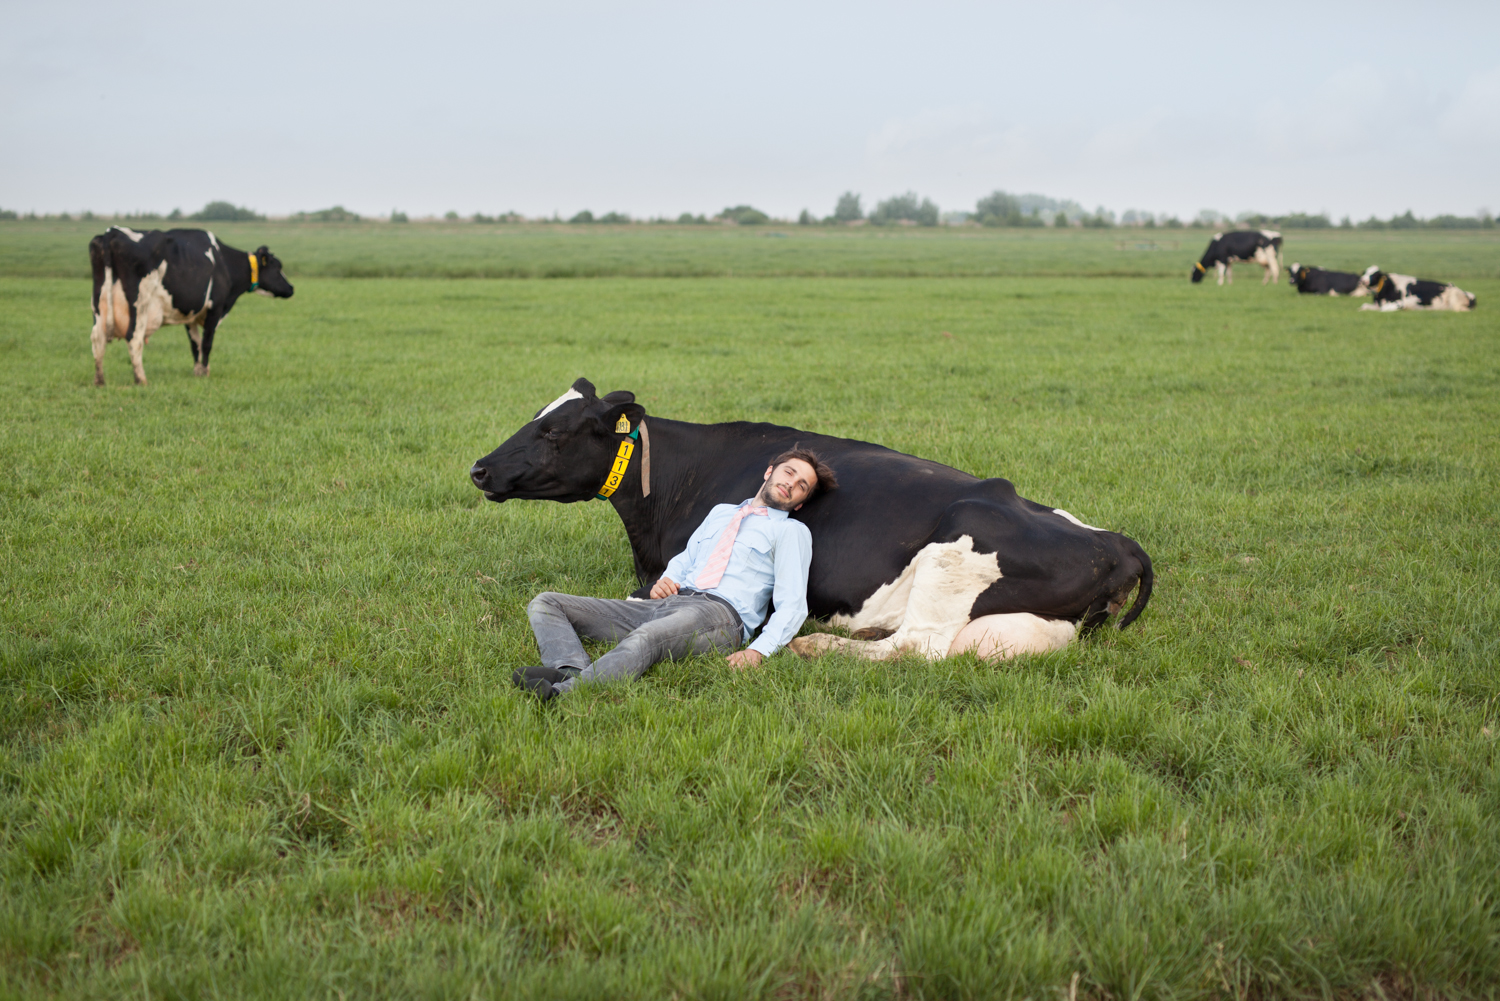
[614,415,631,433]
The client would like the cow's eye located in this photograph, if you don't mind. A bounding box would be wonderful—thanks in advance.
[542,428,560,442]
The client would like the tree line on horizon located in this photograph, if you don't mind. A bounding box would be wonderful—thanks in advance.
[2,198,1495,232]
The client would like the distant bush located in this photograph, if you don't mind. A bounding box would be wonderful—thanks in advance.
[1428,214,1489,229]
[569,210,596,224]
[193,201,266,222]
[0,209,19,221]
[1278,213,1331,228]
[718,205,769,225]
[444,211,460,221]
[598,212,631,224]
[390,210,409,224]
[168,209,183,221]
[832,192,863,223]
[1162,216,1183,228]
[473,212,523,224]
[871,192,939,227]
[676,212,709,225]
[798,209,815,225]
[293,205,360,223]
[974,190,1042,227]
[1082,210,1113,229]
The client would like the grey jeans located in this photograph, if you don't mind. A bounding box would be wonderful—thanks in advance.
[526,591,744,694]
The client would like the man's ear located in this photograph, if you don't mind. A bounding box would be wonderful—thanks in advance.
[763,464,774,481]
[602,401,646,433]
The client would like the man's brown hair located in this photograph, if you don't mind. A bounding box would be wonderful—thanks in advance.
[769,446,838,498]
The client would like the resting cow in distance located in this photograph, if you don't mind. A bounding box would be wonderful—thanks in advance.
[1190,230,1283,286]
[1358,266,1476,312]
[1287,263,1369,296]
[470,379,1153,668]
[89,226,294,385]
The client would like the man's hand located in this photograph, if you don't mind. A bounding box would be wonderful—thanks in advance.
[727,649,764,671]
[649,577,680,599]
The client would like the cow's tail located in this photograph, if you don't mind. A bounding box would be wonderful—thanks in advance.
[1115,539,1153,631]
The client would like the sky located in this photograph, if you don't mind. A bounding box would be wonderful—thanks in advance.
[2,0,1497,222]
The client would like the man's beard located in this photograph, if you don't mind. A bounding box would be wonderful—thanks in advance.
[755,483,799,512]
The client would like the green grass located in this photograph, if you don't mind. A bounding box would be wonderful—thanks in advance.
[1,244,1498,998]
[5,219,1500,280]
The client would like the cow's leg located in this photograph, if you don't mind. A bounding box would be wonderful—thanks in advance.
[187,324,203,372]
[791,534,1004,662]
[1216,261,1227,286]
[948,613,1076,660]
[91,286,111,386]
[127,327,150,385]
[196,314,220,376]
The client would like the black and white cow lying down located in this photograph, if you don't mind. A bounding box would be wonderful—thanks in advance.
[469,379,1154,663]
[1191,230,1283,286]
[1358,267,1476,312]
[89,226,294,385]
[1287,263,1369,296]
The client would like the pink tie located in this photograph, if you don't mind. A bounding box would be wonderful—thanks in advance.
[694,504,768,589]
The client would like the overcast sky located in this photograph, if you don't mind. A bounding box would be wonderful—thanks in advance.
[3,1,1496,221]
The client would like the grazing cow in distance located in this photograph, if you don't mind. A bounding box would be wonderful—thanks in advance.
[89,226,294,385]
[1191,230,1283,286]
[1359,266,1476,312]
[1287,263,1369,296]
[469,379,1153,665]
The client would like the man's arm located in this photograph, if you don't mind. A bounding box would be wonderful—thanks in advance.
[744,522,812,660]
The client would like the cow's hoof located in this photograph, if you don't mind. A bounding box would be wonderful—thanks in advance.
[94,375,105,387]
[851,627,894,641]
[193,363,209,377]
[789,633,843,659]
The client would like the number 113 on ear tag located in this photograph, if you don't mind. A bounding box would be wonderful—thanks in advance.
[614,415,631,433]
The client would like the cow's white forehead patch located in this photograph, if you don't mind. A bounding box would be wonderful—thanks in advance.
[115,226,145,242]
[532,387,584,422]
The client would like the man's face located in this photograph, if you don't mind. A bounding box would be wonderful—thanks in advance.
[757,458,817,511]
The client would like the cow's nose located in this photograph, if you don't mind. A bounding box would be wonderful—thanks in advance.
[470,463,488,487]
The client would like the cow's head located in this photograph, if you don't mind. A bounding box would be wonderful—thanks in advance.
[1190,260,1208,283]
[1362,266,1387,295]
[469,378,646,503]
[251,246,295,298]
[1287,262,1302,285]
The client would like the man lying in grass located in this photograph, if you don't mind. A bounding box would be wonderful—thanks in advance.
[513,448,837,700]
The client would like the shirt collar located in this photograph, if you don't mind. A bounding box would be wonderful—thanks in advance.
[739,497,790,520]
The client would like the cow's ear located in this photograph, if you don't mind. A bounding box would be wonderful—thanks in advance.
[255,245,270,257]
[602,390,635,405]
[602,401,646,434]
[571,377,597,398]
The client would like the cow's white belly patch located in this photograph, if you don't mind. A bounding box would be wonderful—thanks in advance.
[794,534,1075,662]
[827,535,1002,658]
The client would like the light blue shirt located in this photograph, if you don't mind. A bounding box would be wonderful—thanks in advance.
[661,499,813,658]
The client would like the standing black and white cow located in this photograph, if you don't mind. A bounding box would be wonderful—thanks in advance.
[1286,263,1369,296]
[470,379,1154,664]
[89,226,294,385]
[1358,267,1476,312]
[1190,230,1283,286]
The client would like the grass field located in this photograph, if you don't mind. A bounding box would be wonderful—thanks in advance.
[1,225,1498,999]
[5,219,1500,281]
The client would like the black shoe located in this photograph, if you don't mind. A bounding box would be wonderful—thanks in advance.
[512,672,558,701]
[512,665,573,686]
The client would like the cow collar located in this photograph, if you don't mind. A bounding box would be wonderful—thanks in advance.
[1194,262,1206,273]
[594,419,652,500]
[1372,275,1386,294]
[248,252,259,291]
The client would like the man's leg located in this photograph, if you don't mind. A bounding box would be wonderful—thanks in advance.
[556,597,741,694]
[527,592,659,672]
